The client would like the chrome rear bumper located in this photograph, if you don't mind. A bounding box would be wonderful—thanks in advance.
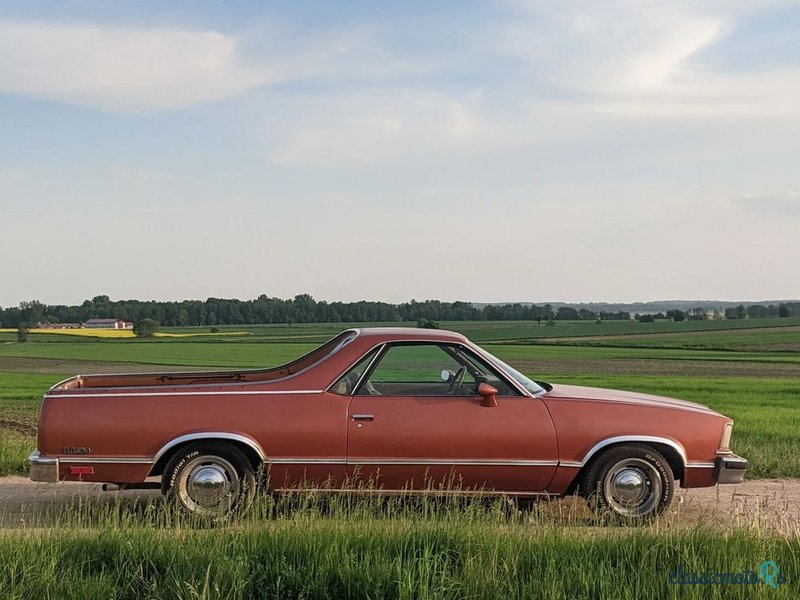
[29,450,59,483]
[715,453,748,484]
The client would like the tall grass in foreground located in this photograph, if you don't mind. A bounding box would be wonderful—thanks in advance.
[1,492,798,599]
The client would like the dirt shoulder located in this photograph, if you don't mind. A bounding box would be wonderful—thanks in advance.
[0,476,797,531]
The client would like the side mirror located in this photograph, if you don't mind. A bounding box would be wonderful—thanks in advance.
[441,369,453,382]
[477,382,498,407]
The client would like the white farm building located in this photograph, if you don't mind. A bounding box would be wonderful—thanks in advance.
[82,319,133,330]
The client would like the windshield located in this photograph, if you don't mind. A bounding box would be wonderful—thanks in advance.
[478,348,546,396]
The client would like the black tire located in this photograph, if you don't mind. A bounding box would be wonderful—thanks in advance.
[580,444,674,521]
[163,442,256,522]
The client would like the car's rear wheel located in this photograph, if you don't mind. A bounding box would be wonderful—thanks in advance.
[580,444,674,521]
[163,442,255,522]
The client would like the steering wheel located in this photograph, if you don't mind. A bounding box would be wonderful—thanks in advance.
[447,366,466,394]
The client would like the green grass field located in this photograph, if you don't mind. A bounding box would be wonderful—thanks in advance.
[542,327,800,351]
[7,315,800,345]
[0,492,798,599]
[3,338,800,368]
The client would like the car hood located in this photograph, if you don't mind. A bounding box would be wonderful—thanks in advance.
[544,383,718,415]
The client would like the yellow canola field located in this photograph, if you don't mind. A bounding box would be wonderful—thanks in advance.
[0,328,250,339]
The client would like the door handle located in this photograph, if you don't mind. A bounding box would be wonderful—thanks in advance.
[352,414,375,421]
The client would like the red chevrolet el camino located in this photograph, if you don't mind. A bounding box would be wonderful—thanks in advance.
[29,328,747,521]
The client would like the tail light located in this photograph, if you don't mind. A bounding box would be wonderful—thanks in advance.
[68,466,94,476]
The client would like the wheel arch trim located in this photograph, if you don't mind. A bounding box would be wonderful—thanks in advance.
[564,435,688,469]
[149,432,267,474]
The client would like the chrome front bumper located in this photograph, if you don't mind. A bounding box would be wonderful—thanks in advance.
[28,450,59,483]
[715,453,748,484]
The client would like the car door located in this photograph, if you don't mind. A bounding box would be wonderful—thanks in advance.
[343,343,558,493]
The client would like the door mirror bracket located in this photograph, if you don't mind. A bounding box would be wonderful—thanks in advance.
[477,382,498,407]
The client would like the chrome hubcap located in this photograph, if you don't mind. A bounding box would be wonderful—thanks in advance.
[611,469,646,505]
[178,455,239,515]
[188,465,231,507]
[603,458,662,517]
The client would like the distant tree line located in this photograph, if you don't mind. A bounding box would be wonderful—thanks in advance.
[633,304,799,323]
[1,295,797,328]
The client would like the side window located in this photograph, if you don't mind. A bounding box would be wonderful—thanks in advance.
[359,344,470,396]
[454,349,518,397]
[355,343,524,397]
[330,348,380,395]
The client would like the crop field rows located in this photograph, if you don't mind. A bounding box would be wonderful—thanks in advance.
[0,319,798,598]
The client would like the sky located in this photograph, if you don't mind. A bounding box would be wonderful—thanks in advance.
[1,0,799,306]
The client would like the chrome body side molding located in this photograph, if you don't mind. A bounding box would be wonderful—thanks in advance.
[47,390,323,399]
[349,458,559,467]
[268,457,348,465]
[60,456,153,464]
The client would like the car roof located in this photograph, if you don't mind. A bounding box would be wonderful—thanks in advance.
[351,327,468,344]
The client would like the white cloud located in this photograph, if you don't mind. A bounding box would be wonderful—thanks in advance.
[0,20,275,113]
[734,192,800,217]
[0,19,438,115]
[265,1,800,170]
[592,70,800,119]
[270,91,487,168]
[500,2,723,89]
[501,1,800,119]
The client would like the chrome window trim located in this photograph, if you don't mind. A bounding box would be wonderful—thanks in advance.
[336,340,526,398]
[468,344,542,398]
[446,344,528,397]
[323,344,387,395]
[455,341,529,398]
[351,344,387,395]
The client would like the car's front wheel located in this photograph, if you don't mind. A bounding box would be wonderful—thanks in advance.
[163,442,256,522]
[580,444,674,521]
